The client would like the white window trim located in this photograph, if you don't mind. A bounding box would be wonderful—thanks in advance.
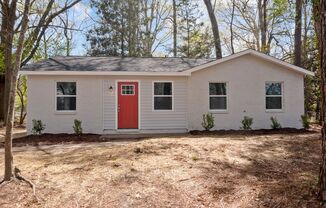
[121,84,135,95]
[55,81,77,113]
[152,81,174,111]
[265,81,284,112]
[209,82,228,113]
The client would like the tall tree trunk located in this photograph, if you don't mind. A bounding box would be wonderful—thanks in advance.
[0,15,5,123]
[127,0,138,56]
[262,0,267,52]
[43,33,48,58]
[1,0,16,126]
[19,103,25,125]
[0,75,4,123]
[230,0,235,54]
[317,96,322,124]
[3,53,11,127]
[3,0,30,181]
[314,0,326,201]
[302,0,308,65]
[173,0,177,57]
[121,16,125,57]
[258,0,267,53]
[294,0,302,67]
[186,13,190,57]
[17,76,26,125]
[203,0,222,59]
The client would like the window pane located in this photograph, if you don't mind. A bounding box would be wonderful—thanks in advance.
[57,82,76,95]
[122,85,134,95]
[210,97,227,110]
[57,97,76,111]
[154,97,172,110]
[265,83,282,95]
[154,83,172,95]
[266,97,282,109]
[209,83,226,95]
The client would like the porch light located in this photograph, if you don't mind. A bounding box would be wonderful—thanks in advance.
[109,85,114,93]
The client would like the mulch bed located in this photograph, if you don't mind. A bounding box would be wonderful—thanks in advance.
[189,128,318,136]
[0,128,320,148]
[0,134,105,148]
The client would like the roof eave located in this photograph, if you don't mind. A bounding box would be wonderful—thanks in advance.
[19,70,191,76]
[186,49,315,76]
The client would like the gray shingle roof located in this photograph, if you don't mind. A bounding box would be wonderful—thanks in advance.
[22,56,214,72]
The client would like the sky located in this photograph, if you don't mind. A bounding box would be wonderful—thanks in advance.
[69,0,95,55]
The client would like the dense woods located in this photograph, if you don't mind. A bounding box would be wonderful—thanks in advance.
[0,0,325,203]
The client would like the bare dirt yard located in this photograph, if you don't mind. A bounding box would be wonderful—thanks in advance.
[0,127,27,142]
[0,130,322,207]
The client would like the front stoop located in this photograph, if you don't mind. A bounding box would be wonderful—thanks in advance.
[100,133,188,140]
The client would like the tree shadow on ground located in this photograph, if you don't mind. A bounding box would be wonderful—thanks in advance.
[200,133,321,207]
[0,132,321,207]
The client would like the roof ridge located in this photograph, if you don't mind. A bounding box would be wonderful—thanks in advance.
[51,55,214,60]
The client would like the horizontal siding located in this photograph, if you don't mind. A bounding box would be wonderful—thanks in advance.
[26,75,103,134]
[103,80,116,129]
[140,79,187,129]
[188,55,305,130]
[103,76,188,130]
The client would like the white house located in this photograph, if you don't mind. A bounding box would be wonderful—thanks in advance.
[20,49,314,134]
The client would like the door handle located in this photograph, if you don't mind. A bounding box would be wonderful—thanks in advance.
[118,105,120,112]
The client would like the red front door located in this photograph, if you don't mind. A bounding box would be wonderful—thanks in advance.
[118,82,139,129]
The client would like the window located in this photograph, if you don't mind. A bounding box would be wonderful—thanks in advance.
[121,85,135,95]
[209,83,227,110]
[153,82,173,110]
[265,82,283,110]
[56,82,76,111]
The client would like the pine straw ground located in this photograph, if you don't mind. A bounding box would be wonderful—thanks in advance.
[0,131,322,208]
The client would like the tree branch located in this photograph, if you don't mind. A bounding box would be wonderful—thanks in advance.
[21,0,81,66]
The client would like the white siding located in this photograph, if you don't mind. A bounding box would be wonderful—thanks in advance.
[27,75,188,134]
[103,80,115,130]
[27,75,103,134]
[188,54,305,130]
[102,76,188,132]
[26,54,306,134]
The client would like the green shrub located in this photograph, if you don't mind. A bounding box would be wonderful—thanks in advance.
[192,155,198,161]
[301,115,310,129]
[201,113,215,131]
[73,119,83,135]
[32,119,45,135]
[241,116,253,130]
[270,117,282,129]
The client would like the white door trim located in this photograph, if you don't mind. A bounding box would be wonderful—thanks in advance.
[115,80,141,130]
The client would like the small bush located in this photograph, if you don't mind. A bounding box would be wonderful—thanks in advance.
[192,155,198,161]
[134,147,143,154]
[32,119,45,135]
[241,116,253,130]
[301,115,310,129]
[73,119,83,135]
[270,117,282,129]
[201,113,215,131]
